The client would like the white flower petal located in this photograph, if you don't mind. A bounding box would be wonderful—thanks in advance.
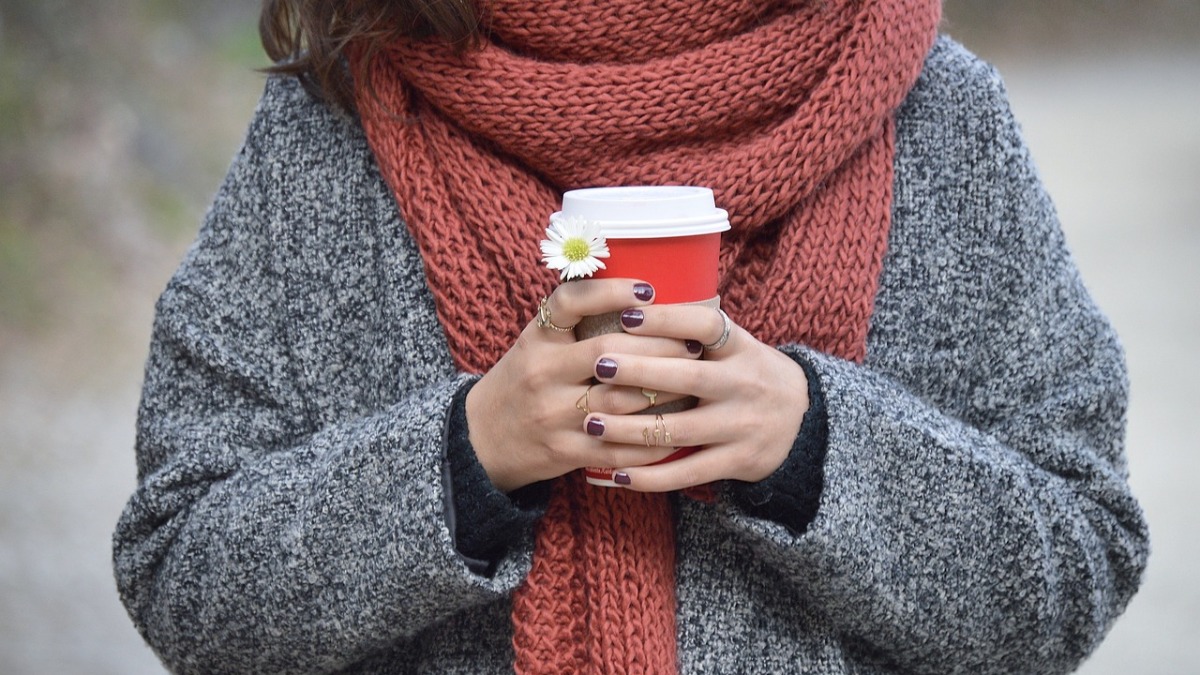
[540,215,609,280]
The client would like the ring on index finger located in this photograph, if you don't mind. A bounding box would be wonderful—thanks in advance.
[702,308,732,352]
[536,296,577,332]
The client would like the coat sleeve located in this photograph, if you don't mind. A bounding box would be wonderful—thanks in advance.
[720,43,1149,674]
[111,78,530,674]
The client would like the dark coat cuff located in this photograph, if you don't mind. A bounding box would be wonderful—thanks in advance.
[441,379,551,576]
[725,352,828,535]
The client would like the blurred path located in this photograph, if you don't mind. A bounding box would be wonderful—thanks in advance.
[0,360,164,674]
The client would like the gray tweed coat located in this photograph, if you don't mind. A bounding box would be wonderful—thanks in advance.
[113,37,1148,674]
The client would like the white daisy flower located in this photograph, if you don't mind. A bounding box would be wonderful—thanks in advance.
[540,215,610,280]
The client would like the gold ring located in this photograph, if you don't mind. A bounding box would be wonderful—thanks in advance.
[536,296,577,332]
[643,414,671,447]
[576,385,593,415]
[702,308,732,352]
[641,388,658,407]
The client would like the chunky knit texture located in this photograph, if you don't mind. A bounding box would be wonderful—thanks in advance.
[353,1,940,671]
[113,37,1149,674]
[350,2,940,667]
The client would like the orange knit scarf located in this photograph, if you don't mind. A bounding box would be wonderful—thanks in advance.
[353,1,939,671]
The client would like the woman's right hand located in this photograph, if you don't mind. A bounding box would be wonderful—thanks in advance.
[465,279,699,492]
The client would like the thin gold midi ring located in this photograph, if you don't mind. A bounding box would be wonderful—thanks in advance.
[576,385,594,415]
[642,414,672,447]
[641,388,658,407]
[536,296,577,332]
[702,308,732,352]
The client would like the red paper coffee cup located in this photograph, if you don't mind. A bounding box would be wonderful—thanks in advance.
[552,186,730,487]
[559,186,728,302]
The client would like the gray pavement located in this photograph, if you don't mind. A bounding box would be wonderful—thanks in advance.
[1,46,1197,675]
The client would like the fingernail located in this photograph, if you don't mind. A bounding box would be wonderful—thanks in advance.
[685,339,702,354]
[586,418,605,436]
[620,309,644,329]
[595,358,618,379]
[614,472,632,486]
[633,283,654,302]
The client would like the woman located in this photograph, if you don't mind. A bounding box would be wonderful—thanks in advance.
[113,0,1149,672]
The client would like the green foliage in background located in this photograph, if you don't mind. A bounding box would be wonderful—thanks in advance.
[0,1,265,336]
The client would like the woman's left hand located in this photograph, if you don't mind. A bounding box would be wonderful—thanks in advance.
[586,304,810,492]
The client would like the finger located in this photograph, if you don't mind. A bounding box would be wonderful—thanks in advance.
[581,330,704,361]
[623,304,737,359]
[615,306,708,356]
[592,352,727,400]
[552,331,703,383]
[583,408,723,450]
[580,440,682,472]
[611,444,737,493]
[616,303,719,340]
[578,384,691,417]
[548,428,681,470]
[542,279,656,332]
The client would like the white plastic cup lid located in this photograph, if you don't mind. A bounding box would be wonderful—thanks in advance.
[554,186,731,238]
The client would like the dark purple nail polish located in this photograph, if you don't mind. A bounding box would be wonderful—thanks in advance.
[596,358,618,379]
[633,283,654,302]
[685,339,703,355]
[586,418,605,436]
[620,309,644,329]
[614,472,632,486]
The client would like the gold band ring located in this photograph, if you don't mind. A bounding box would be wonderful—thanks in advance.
[536,296,577,332]
[702,308,732,352]
[641,388,658,407]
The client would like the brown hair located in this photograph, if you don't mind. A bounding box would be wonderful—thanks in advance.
[259,0,483,111]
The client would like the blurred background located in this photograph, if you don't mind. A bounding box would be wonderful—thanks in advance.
[1,1,1197,672]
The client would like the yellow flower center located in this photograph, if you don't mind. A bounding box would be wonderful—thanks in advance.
[562,238,591,263]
